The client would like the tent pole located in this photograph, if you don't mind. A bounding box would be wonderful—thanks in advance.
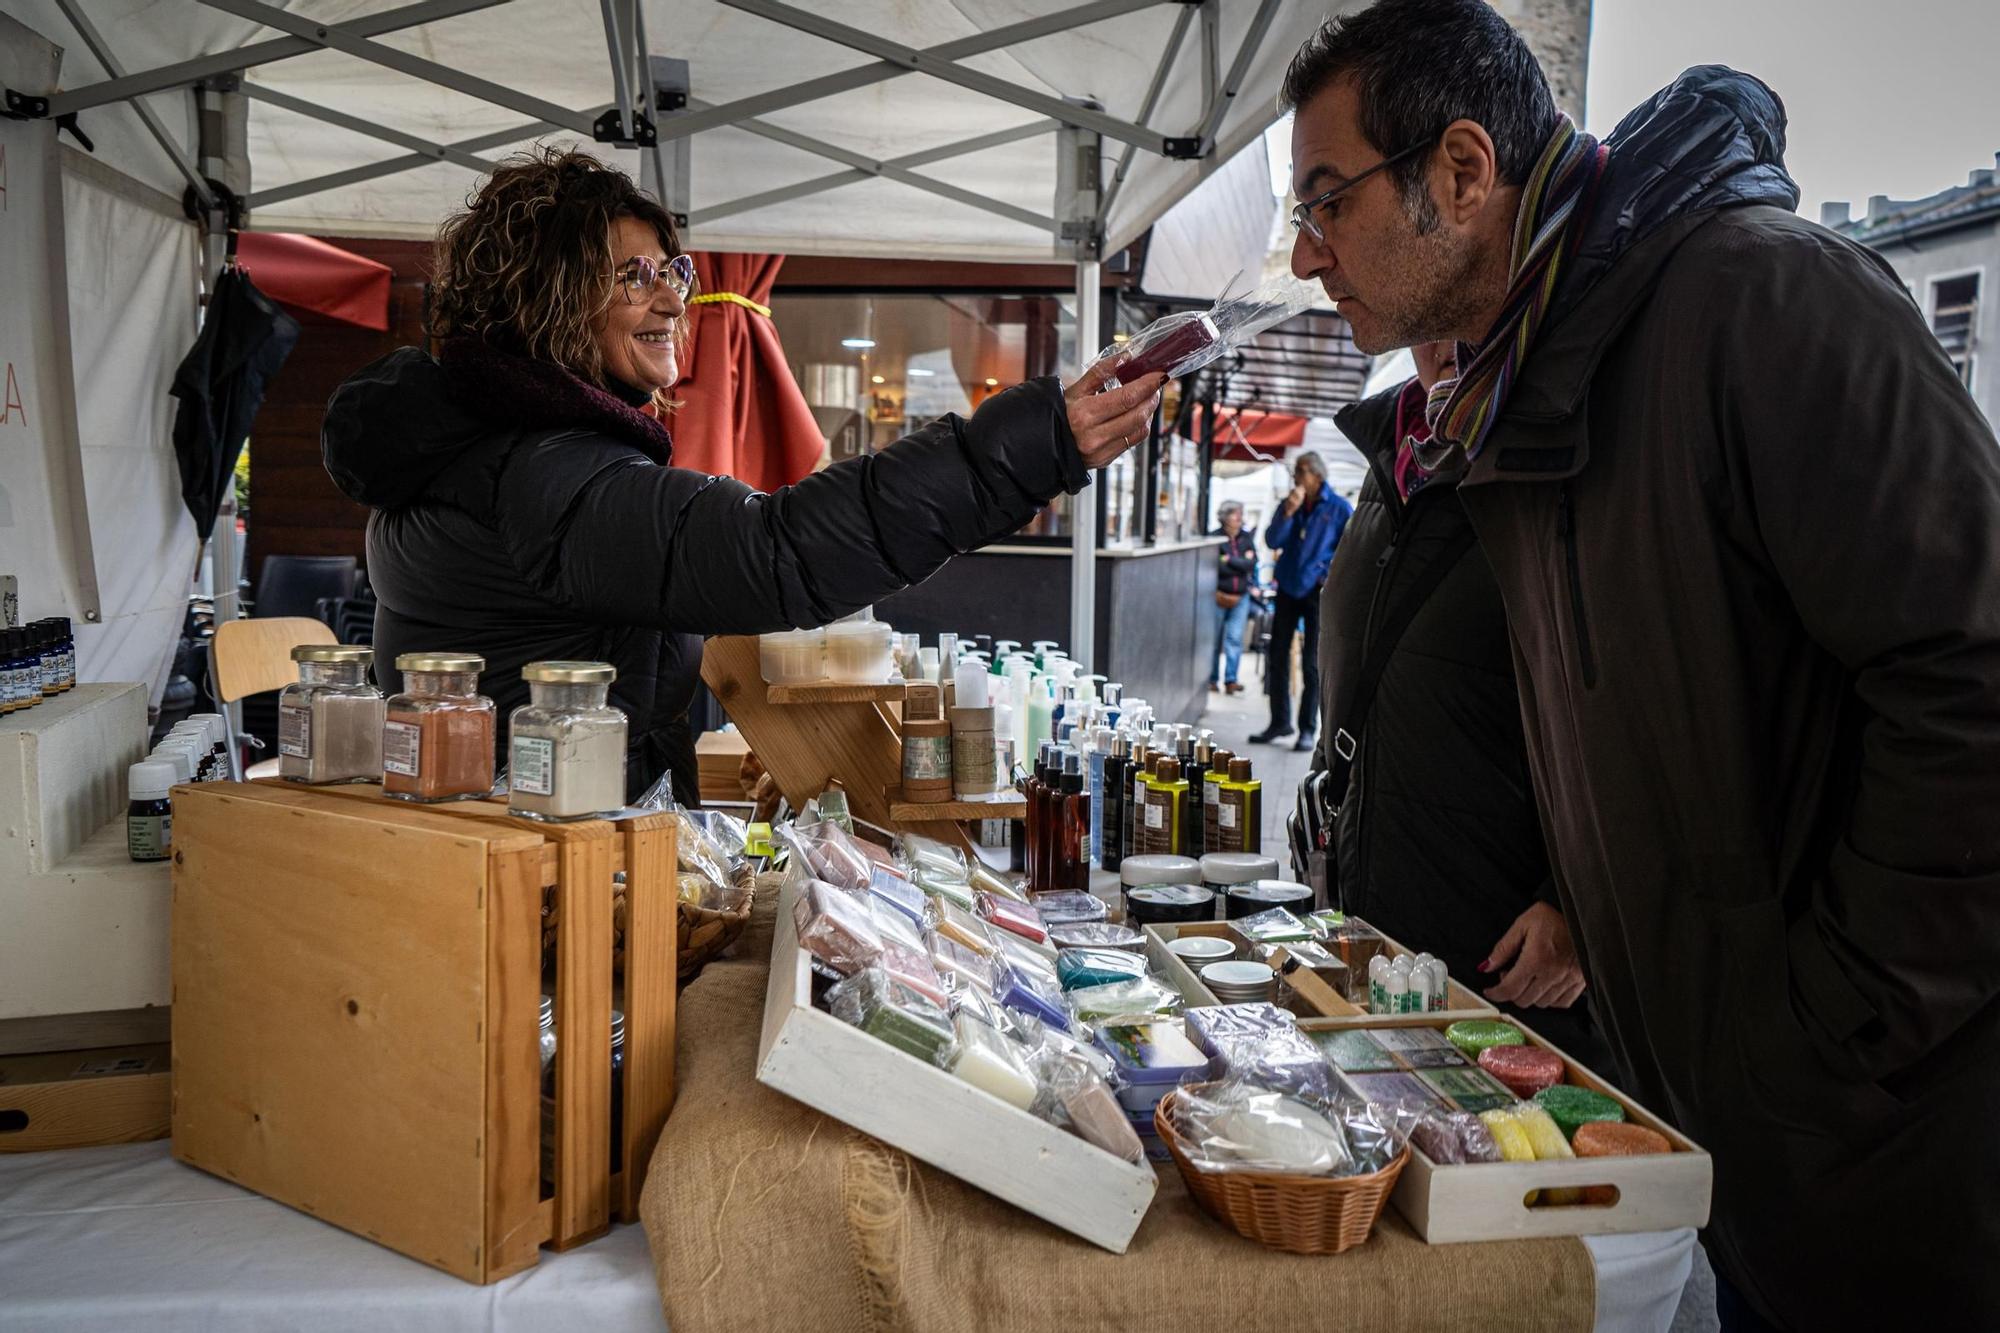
[1070,261,1100,672]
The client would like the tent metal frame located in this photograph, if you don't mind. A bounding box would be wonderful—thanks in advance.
[28,0,1307,674]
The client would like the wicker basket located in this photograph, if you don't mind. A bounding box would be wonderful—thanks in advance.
[677,895,753,984]
[1155,1085,1409,1255]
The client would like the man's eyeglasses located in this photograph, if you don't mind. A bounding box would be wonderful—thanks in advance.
[610,253,696,304]
[1289,141,1431,243]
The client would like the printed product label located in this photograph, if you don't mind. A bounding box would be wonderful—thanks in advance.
[1144,801,1164,830]
[127,813,171,860]
[905,734,952,782]
[1219,801,1238,830]
[512,736,555,795]
[382,720,423,776]
[278,701,313,758]
[75,1054,156,1076]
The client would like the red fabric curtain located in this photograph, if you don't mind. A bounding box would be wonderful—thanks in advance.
[234,232,391,330]
[667,253,823,490]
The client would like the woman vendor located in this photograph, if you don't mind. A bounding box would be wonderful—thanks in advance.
[323,147,1163,803]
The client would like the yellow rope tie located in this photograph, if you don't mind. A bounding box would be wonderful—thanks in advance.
[688,291,773,318]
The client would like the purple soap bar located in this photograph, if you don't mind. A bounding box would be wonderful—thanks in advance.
[1183,1003,1298,1060]
[995,957,1070,1028]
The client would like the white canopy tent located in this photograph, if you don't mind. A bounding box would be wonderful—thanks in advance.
[1,0,1339,679]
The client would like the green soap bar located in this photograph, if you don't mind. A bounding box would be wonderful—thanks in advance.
[1310,1028,1400,1073]
[1535,1084,1628,1139]
[862,997,955,1064]
[1444,1020,1524,1059]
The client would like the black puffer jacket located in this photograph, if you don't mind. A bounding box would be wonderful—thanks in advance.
[323,340,1088,801]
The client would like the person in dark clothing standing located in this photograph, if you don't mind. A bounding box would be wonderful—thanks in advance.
[1313,341,1602,1062]
[323,147,1164,805]
[1283,3,2000,1327]
[1252,451,1352,751]
[1208,501,1257,695]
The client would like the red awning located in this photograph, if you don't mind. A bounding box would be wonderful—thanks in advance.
[667,253,823,491]
[233,232,391,331]
[1184,407,1309,462]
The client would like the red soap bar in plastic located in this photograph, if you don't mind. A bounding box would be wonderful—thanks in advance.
[1477,1043,1566,1098]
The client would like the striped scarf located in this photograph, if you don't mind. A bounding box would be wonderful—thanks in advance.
[1412,116,1608,472]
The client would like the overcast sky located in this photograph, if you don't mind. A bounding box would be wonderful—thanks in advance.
[1585,0,2000,217]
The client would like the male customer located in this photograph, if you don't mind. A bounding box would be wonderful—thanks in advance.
[1252,451,1351,752]
[1209,501,1257,695]
[1283,2,2000,1327]
[1313,341,1601,1061]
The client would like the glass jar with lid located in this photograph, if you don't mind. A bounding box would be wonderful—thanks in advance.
[279,645,384,785]
[507,661,627,822]
[383,653,497,802]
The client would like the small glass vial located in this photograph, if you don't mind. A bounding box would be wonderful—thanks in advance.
[0,629,27,714]
[279,645,384,785]
[508,661,626,822]
[127,759,176,862]
[383,653,497,802]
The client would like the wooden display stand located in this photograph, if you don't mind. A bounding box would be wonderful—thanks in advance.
[0,1043,170,1151]
[701,635,1022,852]
[170,781,677,1284]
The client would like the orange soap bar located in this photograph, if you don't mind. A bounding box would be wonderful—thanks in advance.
[1573,1121,1671,1204]
[1573,1121,1671,1157]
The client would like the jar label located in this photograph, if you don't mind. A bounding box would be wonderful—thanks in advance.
[382,720,423,776]
[278,701,313,758]
[512,736,555,795]
[904,734,952,782]
[1219,801,1238,830]
[128,813,171,860]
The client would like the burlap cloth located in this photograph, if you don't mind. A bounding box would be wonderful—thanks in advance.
[640,882,1595,1332]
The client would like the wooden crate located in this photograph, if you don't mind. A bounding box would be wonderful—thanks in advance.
[756,867,1157,1253]
[1143,920,1498,1022]
[1302,1013,1714,1243]
[0,1043,170,1151]
[170,781,677,1283]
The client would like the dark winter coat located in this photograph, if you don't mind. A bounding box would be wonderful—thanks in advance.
[1214,528,1256,597]
[1313,383,1608,1059]
[323,340,1089,802]
[1456,67,2000,1327]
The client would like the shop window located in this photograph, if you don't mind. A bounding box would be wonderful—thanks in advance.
[1930,272,1979,388]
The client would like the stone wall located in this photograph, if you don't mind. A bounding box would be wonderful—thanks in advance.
[1491,0,1593,122]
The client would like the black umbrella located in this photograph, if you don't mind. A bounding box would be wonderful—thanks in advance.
[171,263,301,541]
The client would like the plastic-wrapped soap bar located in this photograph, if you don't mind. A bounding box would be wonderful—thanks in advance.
[1031,890,1109,927]
[1051,1056,1145,1164]
[793,878,884,975]
[1230,906,1314,946]
[1068,975,1184,1023]
[931,935,996,997]
[913,863,976,913]
[1445,1019,1524,1059]
[978,891,1047,943]
[1184,1003,1297,1060]
[880,938,949,1009]
[995,956,1071,1028]
[969,861,1030,904]
[827,966,957,1066]
[935,901,999,957]
[1056,946,1149,992]
[899,831,968,882]
[869,866,930,931]
[1410,1110,1503,1165]
[950,1015,1038,1109]
[1049,922,1145,954]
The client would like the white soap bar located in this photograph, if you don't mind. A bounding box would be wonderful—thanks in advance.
[951,1015,1038,1110]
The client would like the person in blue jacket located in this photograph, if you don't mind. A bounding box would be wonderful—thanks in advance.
[1252,450,1352,751]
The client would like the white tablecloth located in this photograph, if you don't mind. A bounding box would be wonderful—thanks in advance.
[0,1143,1694,1332]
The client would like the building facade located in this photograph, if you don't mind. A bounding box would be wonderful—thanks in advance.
[1828,155,2000,425]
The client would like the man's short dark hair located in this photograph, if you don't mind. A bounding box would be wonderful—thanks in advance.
[1281,0,1559,217]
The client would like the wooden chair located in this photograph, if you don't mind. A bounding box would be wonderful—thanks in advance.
[208,617,337,780]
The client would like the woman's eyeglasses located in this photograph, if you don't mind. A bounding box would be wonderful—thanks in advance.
[610,253,696,304]
[1289,140,1430,243]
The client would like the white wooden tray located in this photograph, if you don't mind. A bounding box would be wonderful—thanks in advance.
[756,872,1158,1253]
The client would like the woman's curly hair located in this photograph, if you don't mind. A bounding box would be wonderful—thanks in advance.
[427,145,687,389]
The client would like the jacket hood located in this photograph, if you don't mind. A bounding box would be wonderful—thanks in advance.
[323,339,677,510]
[323,347,492,508]
[1551,65,1799,330]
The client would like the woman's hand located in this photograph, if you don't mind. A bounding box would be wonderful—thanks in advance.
[1063,362,1166,468]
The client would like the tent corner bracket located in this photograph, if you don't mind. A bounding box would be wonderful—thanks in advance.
[3,88,50,119]
[594,107,657,148]
[1161,136,1203,160]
